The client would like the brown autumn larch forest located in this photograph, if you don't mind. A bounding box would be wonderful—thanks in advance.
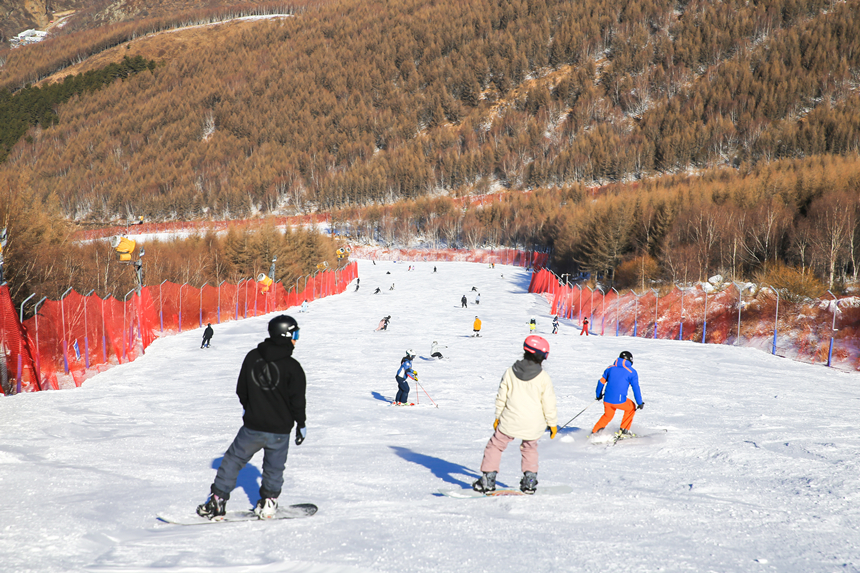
[0,0,859,312]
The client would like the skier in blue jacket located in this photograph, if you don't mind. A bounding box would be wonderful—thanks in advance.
[592,351,644,437]
[394,350,418,405]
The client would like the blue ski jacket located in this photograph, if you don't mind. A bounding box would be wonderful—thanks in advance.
[595,358,642,405]
[396,359,417,380]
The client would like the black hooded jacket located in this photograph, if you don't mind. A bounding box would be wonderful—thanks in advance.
[236,337,306,434]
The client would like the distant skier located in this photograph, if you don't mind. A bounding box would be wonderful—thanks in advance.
[471,286,478,292]
[592,351,644,439]
[394,350,418,405]
[374,287,381,294]
[301,300,309,313]
[475,293,481,305]
[581,317,589,336]
[389,283,395,291]
[472,335,557,494]
[433,266,437,273]
[473,316,482,337]
[375,316,391,331]
[355,278,360,292]
[461,295,468,308]
[529,317,536,332]
[201,323,214,348]
[196,315,306,520]
[430,341,447,359]
[552,315,559,334]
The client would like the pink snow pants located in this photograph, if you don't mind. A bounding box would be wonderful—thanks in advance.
[479,429,539,474]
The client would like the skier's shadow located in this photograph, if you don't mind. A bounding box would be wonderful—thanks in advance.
[371,391,391,403]
[390,446,496,488]
[211,457,262,506]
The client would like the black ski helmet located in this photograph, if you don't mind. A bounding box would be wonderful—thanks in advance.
[268,315,299,340]
[619,350,633,363]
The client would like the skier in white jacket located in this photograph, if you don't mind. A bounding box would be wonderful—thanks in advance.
[473,335,558,494]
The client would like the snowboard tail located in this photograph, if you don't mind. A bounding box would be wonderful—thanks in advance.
[158,503,317,526]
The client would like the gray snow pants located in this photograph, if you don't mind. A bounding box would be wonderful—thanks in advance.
[211,425,291,500]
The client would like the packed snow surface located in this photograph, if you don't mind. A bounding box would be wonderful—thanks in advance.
[1,261,859,573]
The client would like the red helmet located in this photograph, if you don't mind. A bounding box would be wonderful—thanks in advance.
[524,335,550,359]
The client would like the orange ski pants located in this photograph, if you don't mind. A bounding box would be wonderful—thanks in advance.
[592,399,637,433]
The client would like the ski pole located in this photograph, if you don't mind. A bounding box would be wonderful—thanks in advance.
[559,400,597,429]
[415,379,438,408]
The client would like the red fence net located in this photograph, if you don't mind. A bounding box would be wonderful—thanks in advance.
[0,263,357,394]
[529,267,860,371]
[529,269,860,370]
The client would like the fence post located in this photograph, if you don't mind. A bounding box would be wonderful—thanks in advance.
[761,286,779,352]
[576,284,583,325]
[733,282,751,346]
[123,289,135,361]
[179,283,189,332]
[589,286,595,329]
[702,288,709,344]
[83,289,95,369]
[235,279,246,321]
[198,283,207,328]
[101,294,110,364]
[217,280,226,324]
[17,293,36,393]
[599,287,606,335]
[33,296,47,387]
[826,290,838,367]
[632,291,640,337]
[159,279,168,333]
[60,287,73,374]
[652,289,659,339]
[19,293,35,324]
[612,287,619,336]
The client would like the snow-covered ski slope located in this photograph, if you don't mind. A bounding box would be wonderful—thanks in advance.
[1,260,858,573]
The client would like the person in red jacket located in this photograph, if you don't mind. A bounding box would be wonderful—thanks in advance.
[580,317,589,336]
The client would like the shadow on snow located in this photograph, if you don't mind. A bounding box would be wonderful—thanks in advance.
[389,446,506,489]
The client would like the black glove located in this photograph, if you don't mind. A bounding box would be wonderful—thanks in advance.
[637,402,644,410]
[596,393,603,401]
[295,425,306,445]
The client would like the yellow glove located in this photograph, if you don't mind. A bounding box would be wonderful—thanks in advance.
[549,426,558,439]
[493,419,499,430]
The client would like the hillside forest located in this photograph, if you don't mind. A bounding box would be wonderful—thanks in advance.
[1,0,860,310]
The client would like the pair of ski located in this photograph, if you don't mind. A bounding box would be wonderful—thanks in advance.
[589,428,668,445]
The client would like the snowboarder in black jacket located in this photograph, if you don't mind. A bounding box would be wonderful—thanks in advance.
[197,315,307,520]
[201,323,214,348]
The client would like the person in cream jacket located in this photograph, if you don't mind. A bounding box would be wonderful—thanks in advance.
[473,335,558,494]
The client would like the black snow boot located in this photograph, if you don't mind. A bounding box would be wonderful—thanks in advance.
[520,471,538,494]
[196,493,227,520]
[472,471,497,493]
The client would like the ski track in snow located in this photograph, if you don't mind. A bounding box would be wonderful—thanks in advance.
[1,260,859,573]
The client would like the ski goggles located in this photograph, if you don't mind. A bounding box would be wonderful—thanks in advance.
[291,329,300,341]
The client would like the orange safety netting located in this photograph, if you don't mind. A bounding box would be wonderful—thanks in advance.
[0,263,357,394]
[529,267,860,370]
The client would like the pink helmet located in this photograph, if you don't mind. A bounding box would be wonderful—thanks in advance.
[524,335,550,359]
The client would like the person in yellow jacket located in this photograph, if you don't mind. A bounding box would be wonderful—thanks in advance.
[473,335,558,494]
[473,316,482,337]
